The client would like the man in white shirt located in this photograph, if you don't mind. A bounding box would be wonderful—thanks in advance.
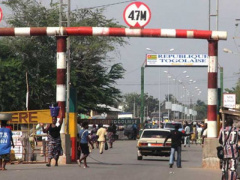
[96,123,107,154]
[184,124,190,147]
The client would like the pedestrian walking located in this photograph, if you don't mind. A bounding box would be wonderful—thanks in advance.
[107,123,115,148]
[219,116,239,180]
[184,123,190,147]
[96,123,107,154]
[191,124,197,144]
[132,123,138,140]
[90,124,98,148]
[77,121,93,168]
[163,125,191,168]
[40,106,63,167]
[0,120,15,170]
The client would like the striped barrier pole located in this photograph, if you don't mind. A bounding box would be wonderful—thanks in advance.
[207,40,218,138]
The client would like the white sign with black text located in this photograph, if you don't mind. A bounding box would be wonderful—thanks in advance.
[146,54,208,67]
[223,93,236,108]
[123,2,151,28]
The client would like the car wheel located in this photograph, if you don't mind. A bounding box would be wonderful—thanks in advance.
[137,155,143,160]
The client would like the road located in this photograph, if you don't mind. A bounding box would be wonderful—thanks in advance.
[1,140,221,180]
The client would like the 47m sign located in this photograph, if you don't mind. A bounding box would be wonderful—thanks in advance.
[123,2,151,28]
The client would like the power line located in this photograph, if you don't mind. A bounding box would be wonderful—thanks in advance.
[74,0,136,10]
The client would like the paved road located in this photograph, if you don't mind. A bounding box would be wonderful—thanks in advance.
[1,140,221,180]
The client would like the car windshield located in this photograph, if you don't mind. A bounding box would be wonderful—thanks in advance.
[142,131,170,138]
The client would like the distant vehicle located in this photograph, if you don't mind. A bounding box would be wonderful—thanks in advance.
[164,122,184,132]
[124,124,137,140]
[163,122,185,143]
[151,113,162,122]
[137,129,171,160]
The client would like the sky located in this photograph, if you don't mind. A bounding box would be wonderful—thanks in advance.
[71,0,240,105]
[1,0,240,106]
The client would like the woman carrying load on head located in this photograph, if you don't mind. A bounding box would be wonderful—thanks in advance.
[40,105,63,167]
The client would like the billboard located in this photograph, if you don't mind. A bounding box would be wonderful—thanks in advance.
[146,54,208,67]
[5,110,52,124]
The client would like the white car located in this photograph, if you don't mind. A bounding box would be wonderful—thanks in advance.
[137,129,171,160]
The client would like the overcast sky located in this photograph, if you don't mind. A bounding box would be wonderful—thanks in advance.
[71,0,240,105]
[2,0,240,105]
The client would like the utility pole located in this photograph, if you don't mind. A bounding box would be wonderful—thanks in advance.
[220,67,223,106]
[133,97,136,118]
[140,66,144,126]
[209,0,219,30]
[59,0,71,134]
[59,0,71,164]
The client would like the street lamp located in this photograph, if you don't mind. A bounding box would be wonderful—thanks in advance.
[145,48,174,124]
[166,71,189,120]
[223,48,235,54]
[164,71,171,120]
[146,48,174,54]
[146,47,156,53]
[223,48,240,55]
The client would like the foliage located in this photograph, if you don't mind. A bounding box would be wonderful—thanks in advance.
[225,78,240,104]
[164,94,178,103]
[120,93,207,120]
[122,93,159,117]
[194,100,207,120]
[0,0,126,112]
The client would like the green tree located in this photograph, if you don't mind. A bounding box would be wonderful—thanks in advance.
[0,0,126,112]
[225,78,240,104]
[0,43,26,111]
[194,100,207,120]
[164,94,178,103]
[122,93,159,117]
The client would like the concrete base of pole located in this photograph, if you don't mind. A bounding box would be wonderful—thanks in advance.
[58,133,71,165]
[202,138,221,169]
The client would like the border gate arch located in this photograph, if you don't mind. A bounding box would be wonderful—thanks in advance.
[0,26,227,161]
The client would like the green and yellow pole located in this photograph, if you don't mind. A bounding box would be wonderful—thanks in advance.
[69,88,77,161]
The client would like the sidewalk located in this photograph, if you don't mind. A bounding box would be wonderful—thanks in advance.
[175,144,222,180]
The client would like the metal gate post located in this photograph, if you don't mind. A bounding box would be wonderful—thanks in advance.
[56,36,71,164]
[207,40,218,138]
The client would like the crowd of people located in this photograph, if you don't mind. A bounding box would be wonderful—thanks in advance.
[1,106,240,179]
[182,121,208,147]
[76,121,117,168]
